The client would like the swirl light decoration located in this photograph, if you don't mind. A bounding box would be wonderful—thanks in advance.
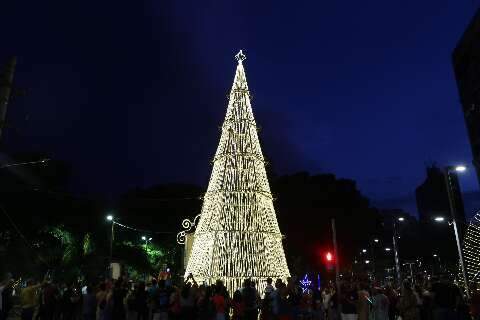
[177,214,202,245]
[184,50,290,294]
[463,211,480,286]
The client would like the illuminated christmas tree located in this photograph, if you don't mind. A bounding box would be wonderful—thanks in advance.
[185,50,290,293]
[463,211,480,286]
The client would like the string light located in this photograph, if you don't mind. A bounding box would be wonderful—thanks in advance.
[184,50,290,294]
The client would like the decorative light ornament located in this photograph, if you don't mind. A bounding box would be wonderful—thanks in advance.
[184,50,290,294]
[300,274,312,293]
[177,214,201,244]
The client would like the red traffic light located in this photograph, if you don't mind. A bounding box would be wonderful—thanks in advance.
[325,252,333,262]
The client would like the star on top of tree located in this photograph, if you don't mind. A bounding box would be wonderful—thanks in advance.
[235,50,246,63]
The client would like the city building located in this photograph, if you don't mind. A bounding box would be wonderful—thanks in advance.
[453,10,480,186]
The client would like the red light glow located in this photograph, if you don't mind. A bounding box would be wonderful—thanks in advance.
[326,252,333,261]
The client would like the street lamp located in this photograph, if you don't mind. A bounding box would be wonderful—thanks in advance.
[442,165,470,299]
[385,247,391,252]
[142,236,153,247]
[362,249,367,253]
[106,214,115,277]
[392,216,405,287]
[434,216,445,222]
[374,239,379,243]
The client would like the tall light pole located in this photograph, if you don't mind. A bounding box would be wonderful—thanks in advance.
[141,236,152,281]
[441,165,469,299]
[331,218,341,319]
[141,235,152,249]
[393,217,404,288]
[106,214,114,277]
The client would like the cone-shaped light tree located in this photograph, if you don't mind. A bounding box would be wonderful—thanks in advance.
[185,50,290,294]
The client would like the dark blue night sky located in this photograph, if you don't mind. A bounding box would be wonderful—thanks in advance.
[1,1,479,215]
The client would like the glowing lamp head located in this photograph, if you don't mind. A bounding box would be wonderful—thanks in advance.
[106,215,113,221]
[455,165,466,173]
[433,254,438,257]
[365,260,370,264]
[434,216,445,222]
[385,247,391,252]
[374,239,379,243]
[142,236,146,240]
[149,237,152,241]
[362,249,367,253]
[398,217,405,222]
[326,252,333,262]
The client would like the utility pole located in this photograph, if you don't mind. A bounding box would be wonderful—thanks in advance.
[331,218,341,316]
[444,167,470,299]
[392,220,402,288]
[0,57,17,141]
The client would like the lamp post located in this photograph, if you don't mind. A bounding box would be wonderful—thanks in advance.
[393,217,404,288]
[106,214,114,277]
[141,236,152,249]
[141,236,152,281]
[440,165,469,299]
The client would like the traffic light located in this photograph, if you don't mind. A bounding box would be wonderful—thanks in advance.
[324,251,334,271]
[326,252,333,262]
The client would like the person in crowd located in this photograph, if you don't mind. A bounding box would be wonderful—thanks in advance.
[212,284,227,320]
[148,279,159,319]
[384,285,398,320]
[372,287,389,320]
[38,281,59,320]
[398,281,420,320]
[20,279,42,320]
[152,279,169,320]
[242,279,259,320]
[356,282,370,320]
[231,290,244,320]
[96,282,108,320]
[82,286,97,320]
[0,277,13,320]
[265,278,274,297]
[168,285,181,320]
[322,287,333,317]
[134,282,148,320]
[215,280,231,320]
[430,278,459,320]
[179,282,196,320]
[197,285,214,320]
[277,281,291,320]
[61,283,80,320]
[111,279,127,320]
[340,283,358,320]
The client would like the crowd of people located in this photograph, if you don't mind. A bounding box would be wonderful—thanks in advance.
[1,273,479,320]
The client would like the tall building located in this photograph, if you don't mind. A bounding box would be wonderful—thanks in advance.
[185,51,290,293]
[453,10,480,186]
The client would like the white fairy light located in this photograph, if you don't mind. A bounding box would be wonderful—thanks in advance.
[184,50,290,294]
